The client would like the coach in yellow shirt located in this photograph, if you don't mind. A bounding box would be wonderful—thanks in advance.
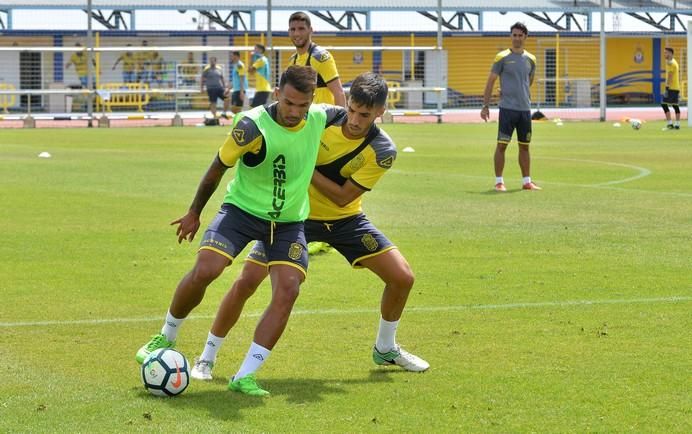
[661,47,681,130]
[287,11,346,107]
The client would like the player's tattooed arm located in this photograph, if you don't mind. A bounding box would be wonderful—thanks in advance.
[170,156,228,243]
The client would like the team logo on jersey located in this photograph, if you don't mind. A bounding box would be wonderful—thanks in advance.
[320,52,330,62]
[349,154,365,171]
[288,243,303,260]
[361,234,378,252]
[378,156,394,169]
[232,128,245,144]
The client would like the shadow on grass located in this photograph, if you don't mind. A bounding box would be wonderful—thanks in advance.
[137,368,402,421]
[477,188,524,195]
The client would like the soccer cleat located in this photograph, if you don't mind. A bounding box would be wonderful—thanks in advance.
[308,241,332,255]
[135,333,175,364]
[662,125,674,131]
[190,358,215,381]
[494,182,507,192]
[522,181,542,191]
[228,374,270,396]
[373,345,430,372]
[221,112,230,120]
[674,125,680,130]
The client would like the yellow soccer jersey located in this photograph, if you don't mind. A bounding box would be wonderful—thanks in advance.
[120,53,136,72]
[289,43,340,104]
[666,58,680,91]
[252,56,272,92]
[309,111,397,220]
[69,53,89,75]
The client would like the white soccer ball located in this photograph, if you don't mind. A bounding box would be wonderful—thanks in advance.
[630,119,642,130]
[141,348,190,397]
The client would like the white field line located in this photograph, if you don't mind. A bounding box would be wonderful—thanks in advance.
[536,157,652,186]
[1,296,689,328]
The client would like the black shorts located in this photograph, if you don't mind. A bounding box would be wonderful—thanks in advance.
[251,91,271,108]
[231,91,244,108]
[498,107,532,145]
[207,86,226,103]
[199,203,308,275]
[663,88,680,104]
[247,213,395,268]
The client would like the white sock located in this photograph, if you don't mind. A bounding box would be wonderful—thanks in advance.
[495,176,504,184]
[523,176,532,185]
[376,318,399,353]
[234,341,271,380]
[160,310,184,342]
[674,121,680,126]
[668,120,673,125]
[200,332,225,362]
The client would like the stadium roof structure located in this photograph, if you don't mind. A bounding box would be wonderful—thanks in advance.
[1,0,691,31]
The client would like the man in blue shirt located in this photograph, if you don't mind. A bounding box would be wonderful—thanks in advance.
[225,51,248,117]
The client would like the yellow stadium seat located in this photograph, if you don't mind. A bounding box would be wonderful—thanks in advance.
[0,83,16,113]
[387,81,401,110]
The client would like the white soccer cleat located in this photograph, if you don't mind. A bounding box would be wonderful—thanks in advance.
[190,358,214,381]
[373,345,430,372]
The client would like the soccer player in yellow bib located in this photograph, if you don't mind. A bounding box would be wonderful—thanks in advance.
[188,73,430,392]
[288,11,346,107]
[661,47,681,130]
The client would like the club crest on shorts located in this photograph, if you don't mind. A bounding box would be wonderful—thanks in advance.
[361,234,378,252]
[288,243,303,260]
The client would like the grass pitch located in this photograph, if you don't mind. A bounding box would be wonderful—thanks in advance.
[1,121,690,432]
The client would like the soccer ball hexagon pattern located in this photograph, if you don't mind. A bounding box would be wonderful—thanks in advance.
[141,348,190,397]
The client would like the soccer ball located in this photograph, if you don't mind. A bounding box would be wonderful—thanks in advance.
[630,119,642,130]
[141,348,190,397]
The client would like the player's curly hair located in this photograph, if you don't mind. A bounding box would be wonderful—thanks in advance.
[279,65,317,95]
[350,72,388,108]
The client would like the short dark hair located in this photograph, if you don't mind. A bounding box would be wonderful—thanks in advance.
[511,22,528,36]
[665,47,674,55]
[289,11,311,27]
[350,72,388,108]
[255,44,265,53]
[279,65,316,95]
[231,51,241,57]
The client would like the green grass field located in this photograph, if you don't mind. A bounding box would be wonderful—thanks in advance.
[1,121,690,433]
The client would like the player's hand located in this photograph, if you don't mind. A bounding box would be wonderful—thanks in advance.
[223,88,231,98]
[480,105,490,122]
[170,212,201,244]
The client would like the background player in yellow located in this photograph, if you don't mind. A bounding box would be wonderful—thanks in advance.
[111,44,136,83]
[661,47,681,130]
[188,72,430,386]
[288,11,347,254]
[288,11,346,107]
[248,44,272,107]
[65,42,95,88]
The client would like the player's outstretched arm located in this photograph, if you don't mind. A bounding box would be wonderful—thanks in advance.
[170,156,228,243]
